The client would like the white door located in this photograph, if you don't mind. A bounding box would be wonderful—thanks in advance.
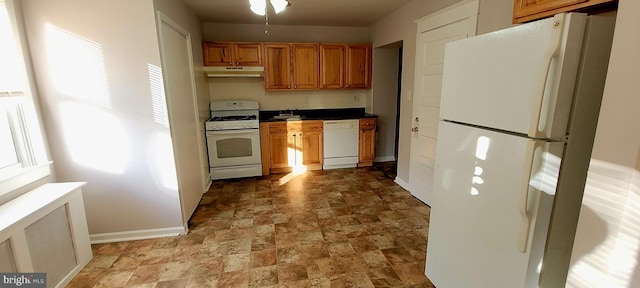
[157,13,204,229]
[440,13,586,140]
[427,121,563,288]
[409,2,478,205]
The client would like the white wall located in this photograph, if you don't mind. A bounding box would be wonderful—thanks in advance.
[20,0,185,237]
[203,23,369,43]
[368,0,513,185]
[209,78,366,110]
[567,0,640,286]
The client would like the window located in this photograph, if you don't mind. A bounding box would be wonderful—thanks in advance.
[0,0,51,196]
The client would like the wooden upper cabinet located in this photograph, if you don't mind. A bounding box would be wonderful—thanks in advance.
[264,43,318,90]
[320,44,345,89]
[264,44,292,90]
[204,43,234,66]
[346,44,372,89]
[203,42,262,66]
[291,44,319,90]
[235,43,263,66]
[513,0,617,23]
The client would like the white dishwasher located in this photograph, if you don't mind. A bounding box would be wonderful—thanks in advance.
[323,119,359,169]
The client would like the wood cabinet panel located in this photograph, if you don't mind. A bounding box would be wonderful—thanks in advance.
[346,44,372,89]
[292,44,319,90]
[264,44,292,90]
[358,118,376,167]
[513,0,616,23]
[235,43,263,66]
[262,120,323,174]
[203,43,234,66]
[268,131,291,169]
[320,44,345,89]
[203,42,262,66]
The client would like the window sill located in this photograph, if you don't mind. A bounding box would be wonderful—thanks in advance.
[0,161,53,196]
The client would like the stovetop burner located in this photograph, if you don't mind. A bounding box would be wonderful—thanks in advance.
[210,115,257,121]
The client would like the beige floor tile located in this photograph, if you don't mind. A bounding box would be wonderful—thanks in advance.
[68,167,435,288]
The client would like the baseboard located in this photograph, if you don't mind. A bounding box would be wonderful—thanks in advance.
[394,177,411,192]
[90,226,185,244]
[56,260,90,288]
[374,156,396,162]
[204,179,212,193]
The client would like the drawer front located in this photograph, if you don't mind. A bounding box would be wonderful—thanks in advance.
[359,118,376,130]
[301,120,323,132]
[268,120,323,132]
[268,122,288,133]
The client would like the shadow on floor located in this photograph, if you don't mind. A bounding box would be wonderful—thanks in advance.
[373,161,397,179]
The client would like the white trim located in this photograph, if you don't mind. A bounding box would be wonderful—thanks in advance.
[374,156,396,162]
[204,178,212,192]
[0,161,51,196]
[416,0,480,33]
[89,226,186,244]
[394,177,411,192]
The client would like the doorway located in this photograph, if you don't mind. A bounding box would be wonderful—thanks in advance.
[372,41,403,179]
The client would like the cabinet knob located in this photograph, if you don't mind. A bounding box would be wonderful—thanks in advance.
[236,62,239,65]
[294,85,297,89]
[288,86,291,89]
[229,62,232,65]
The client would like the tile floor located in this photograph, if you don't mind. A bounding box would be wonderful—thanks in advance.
[67,167,435,287]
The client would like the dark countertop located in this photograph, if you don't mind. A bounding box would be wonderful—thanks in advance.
[259,108,377,122]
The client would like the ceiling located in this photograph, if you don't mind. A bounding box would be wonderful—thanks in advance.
[182,0,414,27]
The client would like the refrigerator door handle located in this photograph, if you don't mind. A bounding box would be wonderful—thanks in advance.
[528,13,565,139]
[520,140,543,253]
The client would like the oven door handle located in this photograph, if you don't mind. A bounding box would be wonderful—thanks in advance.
[206,129,259,136]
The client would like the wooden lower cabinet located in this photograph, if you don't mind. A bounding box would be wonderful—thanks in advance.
[261,120,323,174]
[358,118,376,167]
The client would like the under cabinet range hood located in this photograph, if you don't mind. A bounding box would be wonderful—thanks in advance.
[204,66,264,78]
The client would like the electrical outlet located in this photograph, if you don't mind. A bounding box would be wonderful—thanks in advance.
[304,96,309,104]
[353,95,358,102]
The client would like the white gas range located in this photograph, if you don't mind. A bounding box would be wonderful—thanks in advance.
[205,100,262,180]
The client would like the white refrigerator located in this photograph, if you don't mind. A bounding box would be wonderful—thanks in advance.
[425,13,615,288]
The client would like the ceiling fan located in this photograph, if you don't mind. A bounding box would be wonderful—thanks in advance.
[249,0,291,16]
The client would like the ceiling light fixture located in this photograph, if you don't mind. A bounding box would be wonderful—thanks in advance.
[249,0,289,16]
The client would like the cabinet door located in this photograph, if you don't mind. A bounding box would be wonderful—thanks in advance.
[514,0,586,19]
[264,44,292,90]
[359,118,376,166]
[320,44,345,89]
[289,132,304,166]
[346,44,371,89]
[292,44,319,90]
[513,0,615,23]
[301,131,323,167]
[203,43,234,66]
[235,43,263,66]
[268,131,291,169]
